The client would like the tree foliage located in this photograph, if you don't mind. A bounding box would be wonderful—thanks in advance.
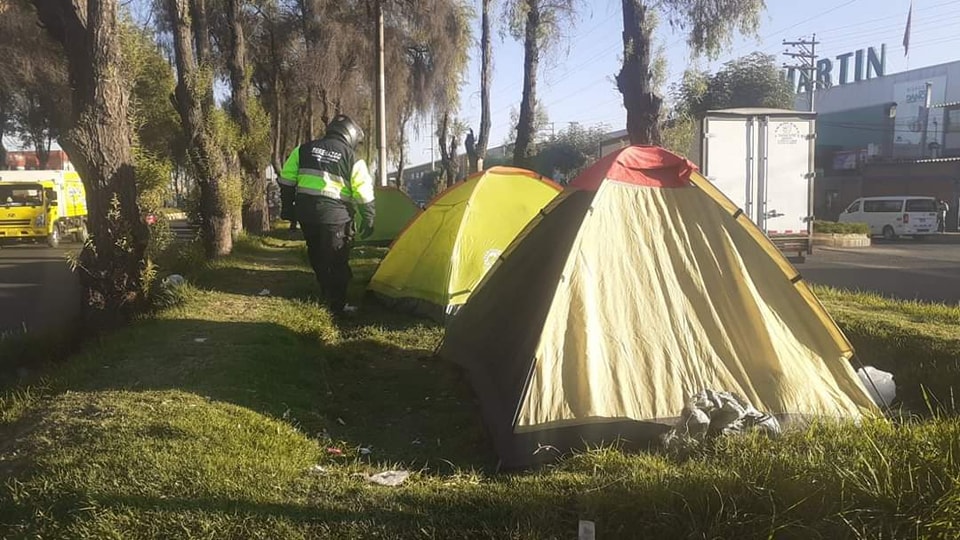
[0,0,70,166]
[529,122,606,183]
[674,52,793,118]
[617,0,765,145]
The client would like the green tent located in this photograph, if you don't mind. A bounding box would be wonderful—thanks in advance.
[357,187,421,246]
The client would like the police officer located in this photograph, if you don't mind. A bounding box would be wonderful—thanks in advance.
[278,114,376,316]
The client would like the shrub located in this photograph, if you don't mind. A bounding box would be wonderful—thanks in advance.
[814,220,870,235]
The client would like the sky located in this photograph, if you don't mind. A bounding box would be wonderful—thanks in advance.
[402,0,960,170]
[7,0,958,171]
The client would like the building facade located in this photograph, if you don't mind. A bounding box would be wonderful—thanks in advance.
[806,59,960,228]
[4,150,74,171]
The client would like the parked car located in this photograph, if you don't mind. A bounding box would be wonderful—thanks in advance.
[838,196,939,240]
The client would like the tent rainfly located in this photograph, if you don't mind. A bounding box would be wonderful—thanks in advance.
[438,146,879,469]
[367,166,561,321]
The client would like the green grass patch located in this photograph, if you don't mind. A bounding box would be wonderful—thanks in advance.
[2,237,960,537]
[813,220,870,235]
[815,285,960,414]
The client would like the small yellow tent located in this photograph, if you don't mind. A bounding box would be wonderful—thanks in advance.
[439,146,879,468]
[368,167,561,321]
[355,186,420,246]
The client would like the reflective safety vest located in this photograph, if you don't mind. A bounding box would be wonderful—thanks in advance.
[278,138,375,207]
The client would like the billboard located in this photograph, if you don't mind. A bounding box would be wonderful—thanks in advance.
[893,76,947,147]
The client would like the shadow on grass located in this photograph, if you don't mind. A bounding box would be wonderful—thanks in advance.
[59,317,489,469]
[191,264,320,302]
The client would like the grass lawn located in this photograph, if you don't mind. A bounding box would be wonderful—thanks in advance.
[2,235,960,538]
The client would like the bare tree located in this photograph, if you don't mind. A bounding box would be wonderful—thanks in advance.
[30,0,151,325]
[467,0,493,173]
[617,0,764,144]
[437,113,466,188]
[167,0,234,256]
[506,0,577,166]
[513,0,539,166]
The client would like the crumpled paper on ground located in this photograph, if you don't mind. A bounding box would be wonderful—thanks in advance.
[663,389,780,449]
[366,470,410,487]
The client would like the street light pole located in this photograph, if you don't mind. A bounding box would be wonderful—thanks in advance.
[376,0,388,186]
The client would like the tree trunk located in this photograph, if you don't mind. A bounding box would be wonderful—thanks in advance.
[319,86,331,126]
[437,111,451,187]
[0,90,9,166]
[168,0,232,257]
[226,0,269,234]
[395,150,405,189]
[395,115,406,188]
[190,0,210,65]
[31,0,150,327]
[270,82,284,176]
[34,133,51,169]
[513,0,540,167]
[301,0,322,141]
[470,0,492,173]
[616,0,661,145]
[447,135,459,188]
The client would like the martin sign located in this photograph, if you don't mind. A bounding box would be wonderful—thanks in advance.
[786,44,887,93]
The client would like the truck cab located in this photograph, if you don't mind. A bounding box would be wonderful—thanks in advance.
[0,171,88,248]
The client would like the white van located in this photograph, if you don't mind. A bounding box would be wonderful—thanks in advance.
[838,196,939,239]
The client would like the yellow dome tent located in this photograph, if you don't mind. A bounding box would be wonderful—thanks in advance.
[439,146,879,468]
[368,167,561,321]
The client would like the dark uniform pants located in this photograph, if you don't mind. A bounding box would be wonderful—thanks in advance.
[301,222,353,313]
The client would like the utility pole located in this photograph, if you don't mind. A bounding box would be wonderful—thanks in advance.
[919,80,932,158]
[782,34,819,112]
[375,0,388,186]
[428,113,436,171]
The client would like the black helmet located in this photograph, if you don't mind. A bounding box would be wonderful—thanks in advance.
[326,114,364,148]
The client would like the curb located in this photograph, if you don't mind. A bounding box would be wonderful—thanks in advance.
[812,232,871,248]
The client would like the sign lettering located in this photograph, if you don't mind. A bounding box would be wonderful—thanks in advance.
[786,44,886,93]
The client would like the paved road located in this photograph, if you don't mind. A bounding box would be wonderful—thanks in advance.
[0,244,82,335]
[0,235,957,340]
[803,241,960,304]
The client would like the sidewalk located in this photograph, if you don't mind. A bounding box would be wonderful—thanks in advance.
[925,232,960,244]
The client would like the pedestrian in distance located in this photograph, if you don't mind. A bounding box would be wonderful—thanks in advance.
[278,114,376,317]
[937,198,949,233]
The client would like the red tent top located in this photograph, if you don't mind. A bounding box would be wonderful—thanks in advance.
[569,145,699,191]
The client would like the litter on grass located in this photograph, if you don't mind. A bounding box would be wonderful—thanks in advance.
[366,470,410,487]
[856,366,896,408]
[578,520,596,540]
[161,274,186,289]
[258,288,271,296]
[663,389,780,449]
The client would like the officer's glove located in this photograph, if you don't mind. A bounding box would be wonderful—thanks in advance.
[359,220,375,240]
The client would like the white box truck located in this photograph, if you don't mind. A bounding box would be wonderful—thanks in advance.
[698,108,816,262]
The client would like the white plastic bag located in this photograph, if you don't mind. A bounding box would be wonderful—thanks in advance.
[857,366,896,408]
